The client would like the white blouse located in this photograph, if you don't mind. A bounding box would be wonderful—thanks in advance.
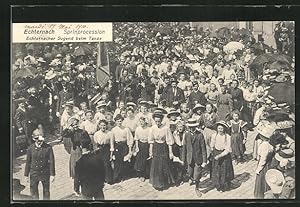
[148,125,174,145]
[134,126,150,143]
[210,133,232,153]
[80,120,97,135]
[111,126,134,147]
[94,130,111,145]
[256,141,274,173]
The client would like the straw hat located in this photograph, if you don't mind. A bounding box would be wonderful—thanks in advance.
[126,102,137,108]
[96,101,107,109]
[192,104,205,113]
[275,148,295,162]
[257,121,276,138]
[155,106,167,114]
[64,100,74,108]
[215,120,229,129]
[167,108,180,118]
[152,110,164,120]
[265,169,285,194]
[186,118,199,127]
[67,115,80,125]
[139,100,149,106]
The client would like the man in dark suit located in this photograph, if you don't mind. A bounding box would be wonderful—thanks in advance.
[24,130,55,200]
[14,98,30,147]
[188,81,207,109]
[163,77,185,109]
[74,138,105,200]
[182,118,207,197]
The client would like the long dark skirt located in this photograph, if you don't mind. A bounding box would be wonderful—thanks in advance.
[211,148,234,190]
[150,142,175,190]
[112,142,129,183]
[134,141,150,178]
[98,144,113,184]
[254,162,272,198]
[70,146,82,178]
[231,133,246,160]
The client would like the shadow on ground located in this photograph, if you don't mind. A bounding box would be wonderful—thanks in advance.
[13,156,27,174]
[198,171,251,193]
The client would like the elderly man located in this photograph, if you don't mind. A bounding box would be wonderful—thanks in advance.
[24,130,55,200]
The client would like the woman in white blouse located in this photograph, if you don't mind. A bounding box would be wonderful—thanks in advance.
[80,110,98,149]
[133,117,150,182]
[93,119,113,184]
[149,110,175,190]
[110,114,134,183]
[210,121,234,192]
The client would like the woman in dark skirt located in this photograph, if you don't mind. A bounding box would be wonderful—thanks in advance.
[210,121,234,192]
[61,116,91,196]
[254,124,288,198]
[133,117,150,181]
[149,110,175,190]
[110,114,134,183]
[94,119,113,184]
[227,110,248,164]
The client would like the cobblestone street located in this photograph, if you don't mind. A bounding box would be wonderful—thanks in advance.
[13,131,258,200]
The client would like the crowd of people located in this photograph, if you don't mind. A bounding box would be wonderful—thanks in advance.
[12,22,295,200]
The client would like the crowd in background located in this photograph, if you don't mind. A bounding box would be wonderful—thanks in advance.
[12,22,295,200]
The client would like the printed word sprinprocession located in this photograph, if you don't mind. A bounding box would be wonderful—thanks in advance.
[63,29,106,35]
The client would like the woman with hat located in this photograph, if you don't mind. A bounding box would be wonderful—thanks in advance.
[210,121,234,192]
[227,110,248,164]
[61,116,91,196]
[254,128,287,198]
[110,114,134,183]
[167,108,181,133]
[191,103,206,122]
[148,110,175,190]
[216,85,233,121]
[93,119,113,184]
[135,100,153,127]
[133,116,151,182]
[80,110,98,149]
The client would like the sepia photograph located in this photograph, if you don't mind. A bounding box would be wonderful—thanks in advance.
[11,20,295,201]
